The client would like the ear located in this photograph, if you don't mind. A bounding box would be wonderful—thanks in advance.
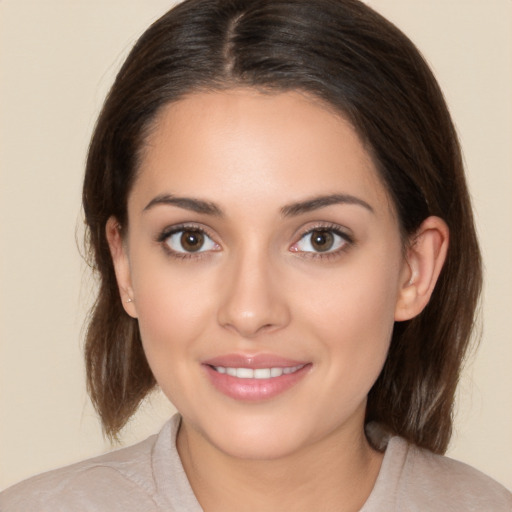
[394,216,449,321]
[105,216,138,318]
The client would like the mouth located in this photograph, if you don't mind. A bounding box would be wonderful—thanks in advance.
[210,364,306,379]
[202,355,311,401]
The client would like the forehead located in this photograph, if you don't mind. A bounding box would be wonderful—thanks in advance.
[133,88,393,215]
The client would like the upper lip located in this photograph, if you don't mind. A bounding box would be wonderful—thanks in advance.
[202,353,309,369]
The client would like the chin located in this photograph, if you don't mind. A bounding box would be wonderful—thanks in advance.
[210,422,311,461]
[183,404,340,462]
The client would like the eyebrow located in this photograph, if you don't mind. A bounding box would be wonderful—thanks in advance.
[143,194,223,216]
[280,194,374,217]
[143,192,373,217]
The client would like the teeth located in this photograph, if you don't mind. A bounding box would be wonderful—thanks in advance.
[213,364,304,379]
[237,368,254,379]
[254,368,270,379]
[270,367,282,377]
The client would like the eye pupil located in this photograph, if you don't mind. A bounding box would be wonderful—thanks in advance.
[311,230,334,252]
[181,231,204,252]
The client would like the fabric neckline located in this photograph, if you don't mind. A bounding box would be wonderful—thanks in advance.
[150,414,407,511]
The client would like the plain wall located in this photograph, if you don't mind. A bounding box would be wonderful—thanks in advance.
[1,0,511,491]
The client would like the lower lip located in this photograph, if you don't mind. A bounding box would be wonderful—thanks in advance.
[203,364,311,401]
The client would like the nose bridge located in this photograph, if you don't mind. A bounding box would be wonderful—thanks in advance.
[217,241,289,337]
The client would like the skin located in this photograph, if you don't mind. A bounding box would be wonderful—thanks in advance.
[107,88,448,511]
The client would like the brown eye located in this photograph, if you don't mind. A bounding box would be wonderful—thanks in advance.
[310,230,334,252]
[180,231,204,252]
[291,227,350,255]
[163,228,218,254]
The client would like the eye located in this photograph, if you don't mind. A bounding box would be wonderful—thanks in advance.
[164,228,219,254]
[291,228,350,254]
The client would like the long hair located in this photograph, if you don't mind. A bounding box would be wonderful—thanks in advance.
[83,0,481,452]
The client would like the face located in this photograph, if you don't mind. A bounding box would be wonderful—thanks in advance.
[111,89,413,460]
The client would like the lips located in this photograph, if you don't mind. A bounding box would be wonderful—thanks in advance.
[212,364,306,379]
[202,354,311,401]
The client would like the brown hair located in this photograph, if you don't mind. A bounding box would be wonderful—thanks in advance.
[83,0,481,452]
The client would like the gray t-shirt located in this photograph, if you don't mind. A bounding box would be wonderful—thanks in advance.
[1,414,511,511]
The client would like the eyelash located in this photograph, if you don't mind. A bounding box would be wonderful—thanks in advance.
[292,223,354,261]
[156,222,354,261]
[156,223,219,260]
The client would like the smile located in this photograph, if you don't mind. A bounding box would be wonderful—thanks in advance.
[203,358,311,401]
[212,365,305,379]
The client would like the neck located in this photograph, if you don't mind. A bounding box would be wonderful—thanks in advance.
[177,413,383,512]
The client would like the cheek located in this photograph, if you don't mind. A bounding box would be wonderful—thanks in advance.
[307,271,398,418]
[302,259,400,337]
[130,258,217,361]
[297,254,402,378]
[131,267,217,408]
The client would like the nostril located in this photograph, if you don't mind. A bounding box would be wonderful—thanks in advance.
[219,315,285,338]
[216,266,291,337]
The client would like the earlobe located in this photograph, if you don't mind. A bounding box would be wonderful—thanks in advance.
[394,216,449,321]
[105,216,138,318]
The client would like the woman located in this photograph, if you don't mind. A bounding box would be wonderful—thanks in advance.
[2,0,511,510]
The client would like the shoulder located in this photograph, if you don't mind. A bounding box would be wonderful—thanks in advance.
[364,424,512,511]
[397,438,512,511]
[0,431,162,512]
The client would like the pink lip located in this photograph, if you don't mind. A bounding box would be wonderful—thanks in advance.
[203,353,306,369]
[202,353,311,402]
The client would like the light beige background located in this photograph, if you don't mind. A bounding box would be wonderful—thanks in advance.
[1,0,511,491]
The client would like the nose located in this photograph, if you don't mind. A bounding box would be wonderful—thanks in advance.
[217,249,291,338]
